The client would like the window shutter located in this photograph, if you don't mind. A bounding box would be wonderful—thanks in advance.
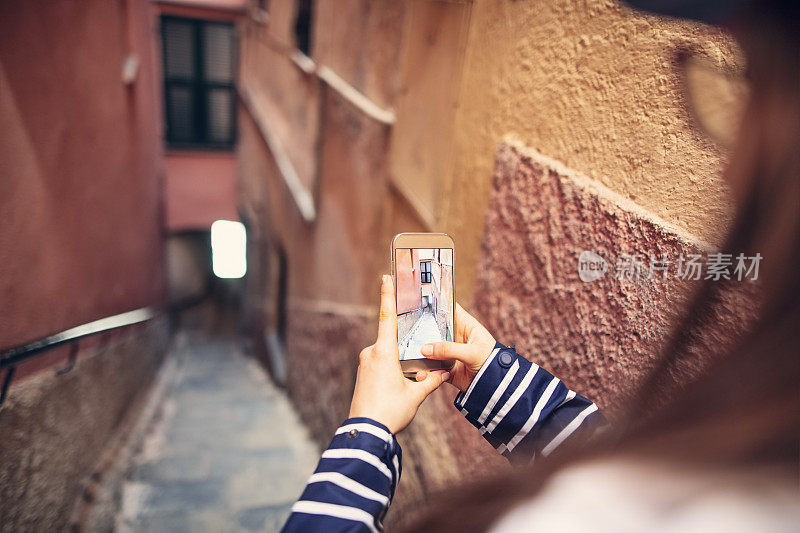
[207,88,233,143]
[202,24,234,83]
[164,20,195,79]
[161,17,236,148]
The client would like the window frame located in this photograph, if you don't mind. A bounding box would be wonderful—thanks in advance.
[160,15,238,150]
[420,260,432,284]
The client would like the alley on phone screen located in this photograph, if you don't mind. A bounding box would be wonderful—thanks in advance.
[399,308,443,360]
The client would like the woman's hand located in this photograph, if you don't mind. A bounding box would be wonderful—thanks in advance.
[420,303,496,392]
[348,275,449,434]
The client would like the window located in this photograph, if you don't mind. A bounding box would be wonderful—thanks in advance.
[161,16,236,148]
[420,260,432,284]
[294,0,314,56]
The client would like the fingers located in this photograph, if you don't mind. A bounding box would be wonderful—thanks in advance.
[421,341,483,364]
[455,302,480,342]
[376,275,397,349]
[411,370,449,400]
[455,302,473,323]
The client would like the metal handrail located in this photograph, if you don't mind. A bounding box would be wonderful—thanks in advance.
[0,307,157,406]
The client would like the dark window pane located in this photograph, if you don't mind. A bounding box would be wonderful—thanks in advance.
[420,261,432,284]
[163,20,195,79]
[294,0,313,56]
[207,88,233,143]
[167,85,195,142]
[202,24,234,83]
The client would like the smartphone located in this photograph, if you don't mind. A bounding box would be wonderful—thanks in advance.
[391,233,456,377]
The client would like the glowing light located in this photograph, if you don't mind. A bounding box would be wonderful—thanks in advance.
[211,220,247,278]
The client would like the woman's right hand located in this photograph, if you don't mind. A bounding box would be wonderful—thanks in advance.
[421,303,496,392]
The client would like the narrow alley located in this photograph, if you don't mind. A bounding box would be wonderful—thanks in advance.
[4,1,795,531]
[114,332,319,532]
[399,310,443,361]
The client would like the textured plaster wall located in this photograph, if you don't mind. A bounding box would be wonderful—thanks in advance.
[473,143,757,407]
[314,0,406,109]
[388,0,471,225]
[238,89,391,307]
[445,0,741,305]
[239,0,321,194]
[0,320,170,532]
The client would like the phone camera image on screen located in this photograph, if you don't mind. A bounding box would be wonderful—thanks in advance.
[395,248,454,360]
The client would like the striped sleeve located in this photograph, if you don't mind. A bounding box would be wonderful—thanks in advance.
[454,342,604,465]
[281,417,400,532]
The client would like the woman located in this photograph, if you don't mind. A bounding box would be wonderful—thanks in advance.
[283,1,800,531]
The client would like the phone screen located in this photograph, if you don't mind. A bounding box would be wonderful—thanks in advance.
[394,248,454,360]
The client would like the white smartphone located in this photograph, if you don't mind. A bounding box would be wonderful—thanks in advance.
[390,233,456,377]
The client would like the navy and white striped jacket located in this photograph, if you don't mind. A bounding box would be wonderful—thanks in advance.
[282,343,603,532]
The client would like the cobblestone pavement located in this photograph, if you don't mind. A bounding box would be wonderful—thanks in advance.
[116,333,319,532]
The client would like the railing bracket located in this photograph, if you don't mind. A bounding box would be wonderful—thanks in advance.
[55,342,80,376]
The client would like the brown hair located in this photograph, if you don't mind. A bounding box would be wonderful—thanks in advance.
[404,4,800,532]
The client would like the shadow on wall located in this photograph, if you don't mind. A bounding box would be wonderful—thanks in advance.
[241,223,290,387]
[166,231,214,308]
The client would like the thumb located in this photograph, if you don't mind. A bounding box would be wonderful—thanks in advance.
[375,275,397,350]
[421,341,485,366]
[411,370,448,401]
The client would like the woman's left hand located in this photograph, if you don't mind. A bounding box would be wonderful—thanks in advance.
[348,275,450,434]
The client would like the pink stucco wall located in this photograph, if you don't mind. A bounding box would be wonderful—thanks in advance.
[164,151,239,230]
[157,0,246,17]
[395,248,422,315]
[0,0,166,349]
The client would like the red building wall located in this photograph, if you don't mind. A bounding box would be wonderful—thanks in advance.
[164,151,239,230]
[0,2,175,529]
[0,0,165,347]
[395,248,422,315]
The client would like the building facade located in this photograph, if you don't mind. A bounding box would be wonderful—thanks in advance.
[0,1,168,529]
[0,1,244,528]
